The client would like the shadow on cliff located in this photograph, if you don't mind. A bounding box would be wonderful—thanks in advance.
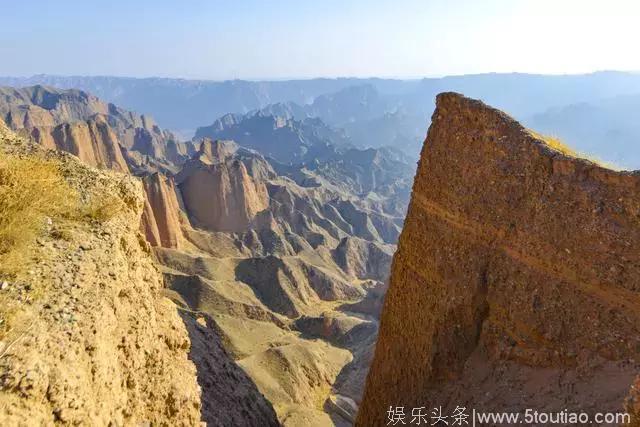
[177,309,280,426]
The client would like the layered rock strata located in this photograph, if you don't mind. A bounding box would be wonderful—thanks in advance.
[357,93,640,426]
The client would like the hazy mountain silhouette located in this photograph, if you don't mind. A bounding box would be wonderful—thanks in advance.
[5,72,640,165]
[526,94,640,169]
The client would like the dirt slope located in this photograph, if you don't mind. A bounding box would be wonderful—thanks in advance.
[357,93,640,426]
[0,125,277,426]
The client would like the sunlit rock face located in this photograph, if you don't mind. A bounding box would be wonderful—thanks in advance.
[357,92,640,426]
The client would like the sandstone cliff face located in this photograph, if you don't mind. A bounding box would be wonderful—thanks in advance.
[0,86,182,173]
[32,117,129,172]
[141,172,184,249]
[357,93,640,425]
[176,141,270,233]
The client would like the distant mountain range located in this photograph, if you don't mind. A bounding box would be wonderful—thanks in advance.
[4,72,640,167]
[525,94,640,169]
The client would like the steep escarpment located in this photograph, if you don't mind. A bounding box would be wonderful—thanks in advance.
[0,86,188,173]
[0,126,278,426]
[358,93,640,425]
[38,116,129,172]
[141,172,185,249]
[176,140,270,232]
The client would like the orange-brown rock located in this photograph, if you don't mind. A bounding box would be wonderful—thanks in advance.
[176,141,269,232]
[30,117,129,172]
[357,93,640,425]
[0,85,109,127]
[141,172,184,248]
[0,86,183,173]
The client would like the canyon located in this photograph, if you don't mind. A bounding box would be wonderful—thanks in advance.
[0,120,279,425]
[2,83,640,427]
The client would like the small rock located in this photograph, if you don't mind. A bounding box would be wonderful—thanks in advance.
[0,281,8,290]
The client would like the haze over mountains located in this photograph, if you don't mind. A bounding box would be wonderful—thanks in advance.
[2,70,640,426]
[4,71,640,168]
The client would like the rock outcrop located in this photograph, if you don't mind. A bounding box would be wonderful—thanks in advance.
[0,127,278,426]
[141,172,184,249]
[332,237,394,282]
[357,93,640,425]
[34,116,129,172]
[176,140,270,232]
[0,86,184,173]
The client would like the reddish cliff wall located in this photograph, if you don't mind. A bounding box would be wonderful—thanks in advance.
[357,93,640,426]
[32,117,129,172]
[177,156,269,233]
[141,173,184,249]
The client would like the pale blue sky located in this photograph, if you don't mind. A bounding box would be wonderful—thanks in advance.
[2,0,639,79]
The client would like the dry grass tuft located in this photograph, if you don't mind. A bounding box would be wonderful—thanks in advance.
[80,194,125,223]
[528,130,578,157]
[0,152,77,275]
[0,151,126,276]
[528,130,623,170]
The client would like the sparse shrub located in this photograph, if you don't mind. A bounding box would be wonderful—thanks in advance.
[80,193,125,223]
[0,151,78,275]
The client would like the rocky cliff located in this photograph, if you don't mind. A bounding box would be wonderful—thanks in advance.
[141,172,185,249]
[176,140,270,232]
[357,93,640,425]
[0,126,278,426]
[0,86,186,173]
[36,116,130,172]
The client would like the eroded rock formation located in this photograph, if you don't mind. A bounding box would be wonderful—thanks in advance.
[357,92,640,425]
[0,126,278,426]
[35,117,129,172]
[176,140,270,232]
[141,172,184,249]
[0,85,186,173]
